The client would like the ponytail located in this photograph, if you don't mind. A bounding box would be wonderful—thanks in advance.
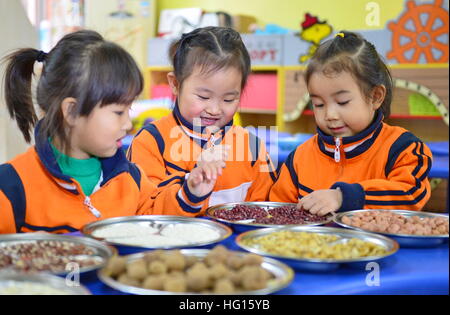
[3,49,41,142]
[3,30,142,150]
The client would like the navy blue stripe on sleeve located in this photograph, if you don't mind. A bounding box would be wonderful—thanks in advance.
[182,182,212,204]
[176,193,202,213]
[158,175,185,188]
[365,141,430,200]
[0,164,26,233]
[166,161,189,173]
[298,182,313,194]
[365,189,428,206]
[248,131,260,167]
[281,149,314,194]
[283,150,299,188]
[141,124,165,156]
[128,163,142,189]
[22,223,78,233]
[385,132,420,177]
[263,153,278,183]
[418,141,432,181]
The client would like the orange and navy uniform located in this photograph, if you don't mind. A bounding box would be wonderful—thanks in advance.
[0,122,210,234]
[128,104,277,212]
[270,110,432,211]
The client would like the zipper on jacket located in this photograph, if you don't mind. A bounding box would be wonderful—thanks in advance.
[334,137,341,162]
[209,134,217,148]
[84,196,102,218]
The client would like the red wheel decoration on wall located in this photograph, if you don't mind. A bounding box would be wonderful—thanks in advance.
[387,0,449,63]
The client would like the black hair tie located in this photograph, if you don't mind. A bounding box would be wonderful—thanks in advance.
[36,50,47,63]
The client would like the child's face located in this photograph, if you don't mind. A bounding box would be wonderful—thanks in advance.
[170,65,242,130]
[69,103,132,159]
[308,71,381,138]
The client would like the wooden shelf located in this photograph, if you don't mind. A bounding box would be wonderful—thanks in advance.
[302,109,443,120]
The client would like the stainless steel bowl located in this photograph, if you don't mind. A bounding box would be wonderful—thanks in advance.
[82,215,232,254]
[0,233,114,276]
[236,226,399,272]
[0,271,91,295]
[97,249,294,295]
[333,210,449,248]
[206,202,334,233]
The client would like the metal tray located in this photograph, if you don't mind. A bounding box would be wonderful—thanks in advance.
[82,215,232,253]
[206,202,334,233]
[0,271,91,295]
[334,210,449,248]
[235,226,399,272]
[0,234,113,276]
[98,249,294,295]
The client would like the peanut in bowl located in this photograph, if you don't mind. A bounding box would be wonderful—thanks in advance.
[334,210,449,248]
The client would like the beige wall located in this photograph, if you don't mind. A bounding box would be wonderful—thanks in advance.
[157,0,405,31]
[0,0,39,163]
[85,0,156,70]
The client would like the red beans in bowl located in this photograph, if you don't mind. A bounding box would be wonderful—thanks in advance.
[214,205,267,221]
[214,204,329,225]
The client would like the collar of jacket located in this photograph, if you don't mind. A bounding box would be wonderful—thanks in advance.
[316,108,384,160]
[172,101,234,148]
[34,120,133,195]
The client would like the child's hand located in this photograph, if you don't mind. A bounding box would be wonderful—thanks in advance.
[187,160,226,197]
[297,188,343,216]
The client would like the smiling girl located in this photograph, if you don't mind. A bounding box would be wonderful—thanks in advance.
[128,27,277,210]
[270,31,432,215]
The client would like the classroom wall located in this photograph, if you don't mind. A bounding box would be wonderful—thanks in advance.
[157,0,406,31]
[84,0,156,70]
[0,0,39,163]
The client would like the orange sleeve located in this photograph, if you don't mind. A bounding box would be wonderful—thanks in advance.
[245,141,277,201]
[269,150,299,203]
[135,165,209,217]
[128,128,169,184]
[358,141,432,211]
[0,190,17,234]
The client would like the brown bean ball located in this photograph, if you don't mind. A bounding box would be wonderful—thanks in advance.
[144,250,165,263]
[163,251,186,271]
[185,255,198,268]
[186,268,211,292]
[169,270,185,278]
[214,278,235,294]
[189,262,209,273]
[142,275,166,291]
[243,253,263,266]
[104,255,127,277]
[240,266,269,291]
[209,263,230,280]
[226,254,244,270]
[126,259,148,280]
[205,245,229,266]
[163,276,187,293]
[117,274,140,287]
[148,260,168,275]
[226,270,242,287]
